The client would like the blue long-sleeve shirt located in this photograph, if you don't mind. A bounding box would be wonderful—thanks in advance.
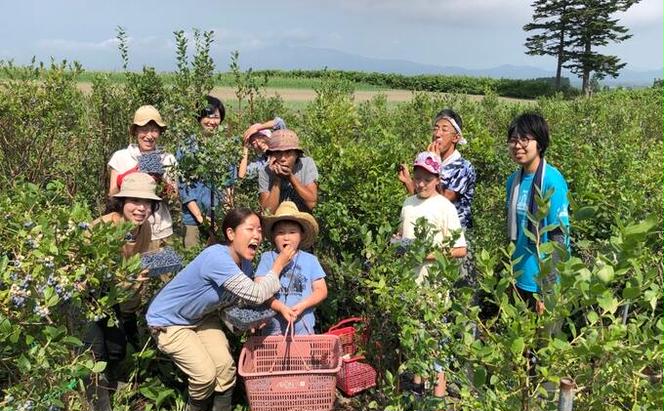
[176,135,237,226]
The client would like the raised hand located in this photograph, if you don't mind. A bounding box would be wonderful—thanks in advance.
[272,245,296,274]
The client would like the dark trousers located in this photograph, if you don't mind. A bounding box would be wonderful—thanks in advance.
[83,306,138,380]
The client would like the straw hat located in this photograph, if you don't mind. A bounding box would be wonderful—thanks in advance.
[263,201,319,249]
[129,105,166,135]
[113,172,162,201]
[267,129,302,152]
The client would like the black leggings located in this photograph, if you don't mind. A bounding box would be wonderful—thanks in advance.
[83,306,138,379]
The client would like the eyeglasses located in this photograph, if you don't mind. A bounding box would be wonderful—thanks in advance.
[507,135,535,146]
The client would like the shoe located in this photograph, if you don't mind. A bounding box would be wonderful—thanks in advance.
[211,388,233,411]
[85,374,113,411]
[185,397,211,411]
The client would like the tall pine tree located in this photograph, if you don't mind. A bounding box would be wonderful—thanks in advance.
[565,0,640,95]
[524,0,575,89]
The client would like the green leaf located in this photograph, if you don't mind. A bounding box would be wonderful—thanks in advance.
[574,206,597,221]
[91,361,107,373]
[597,293,619,315]
[510,337,525,356]
[596,266,614,283]
[473,366,487,386]
[587,311,599,325]
[623,216,658,237]
[622,287,640,300]
[644,289,659,311]
[62,336,83,346]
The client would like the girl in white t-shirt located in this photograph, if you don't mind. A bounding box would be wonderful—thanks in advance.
[395,151,467,399]
[107,105,177,246]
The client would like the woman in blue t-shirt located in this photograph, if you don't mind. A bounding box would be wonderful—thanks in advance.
[146,208,295,411]
[505,113,570,315]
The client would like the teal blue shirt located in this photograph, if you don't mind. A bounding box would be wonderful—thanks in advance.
[506,164,570,292]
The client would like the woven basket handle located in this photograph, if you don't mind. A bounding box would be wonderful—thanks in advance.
[267,321,312,373]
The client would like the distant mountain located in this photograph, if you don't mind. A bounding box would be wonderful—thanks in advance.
[221,45,661,87]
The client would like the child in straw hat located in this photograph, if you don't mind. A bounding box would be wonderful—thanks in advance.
[255,201,328,335]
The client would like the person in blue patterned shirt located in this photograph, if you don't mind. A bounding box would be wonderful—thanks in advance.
[398,109,476,229]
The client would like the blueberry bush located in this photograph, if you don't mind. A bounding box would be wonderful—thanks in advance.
[0,29,661,411]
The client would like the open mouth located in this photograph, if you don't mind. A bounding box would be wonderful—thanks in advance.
[248,240,259,251]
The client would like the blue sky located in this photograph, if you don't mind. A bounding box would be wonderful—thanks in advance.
[0,0,661,73]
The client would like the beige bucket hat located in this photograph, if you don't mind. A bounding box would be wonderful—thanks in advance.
[267,129,302,152]
[263,201,319,249]
[113,172,162,201]
[129,105,166,135]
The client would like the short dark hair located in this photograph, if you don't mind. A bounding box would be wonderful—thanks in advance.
[221,208,261,244]
[198,95,225,123]
[433,108,463,131]
[507,112,550,156]
[104,196,159,215]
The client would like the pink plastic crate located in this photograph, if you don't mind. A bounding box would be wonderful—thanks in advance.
[238,332,342,411]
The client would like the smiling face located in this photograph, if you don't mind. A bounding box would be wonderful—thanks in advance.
[135,122,162,152]
[431,118,460,158]
[250,135,270,153]
[508,133,540,170]
[199,108,221,134]
[271,149,299,168]
[226,213,263,262]
[122,197,153,225]
[413,166,440,199]
[272,220,303,252]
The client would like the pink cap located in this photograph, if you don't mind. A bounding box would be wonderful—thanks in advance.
[413,151,442,175]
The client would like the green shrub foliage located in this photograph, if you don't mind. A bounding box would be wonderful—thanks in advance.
[0,33,661,410]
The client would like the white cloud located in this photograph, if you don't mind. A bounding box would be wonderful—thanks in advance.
[618,0,664,28]
[338,0,532,27]
[36,37,119,52]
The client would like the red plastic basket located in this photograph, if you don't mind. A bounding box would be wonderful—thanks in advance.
[325,317,366,356]
[238,325,342,411]
[336,355,377,396]
[325,317,377,396]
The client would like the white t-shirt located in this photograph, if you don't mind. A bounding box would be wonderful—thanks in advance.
[400,194,466,283]
[108,144,178,241]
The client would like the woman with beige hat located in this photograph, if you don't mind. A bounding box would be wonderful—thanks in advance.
[85,172,162,411]
[107,105,178,248]
[258,129,319,213]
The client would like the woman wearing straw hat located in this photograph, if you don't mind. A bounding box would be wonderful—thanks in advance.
[255,201,328,335]
[107,105,178,249]
[146,208,296,411]
[85,172,162,411]
[258,129,319,213]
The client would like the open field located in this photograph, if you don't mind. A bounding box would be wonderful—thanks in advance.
[75,82,532,105]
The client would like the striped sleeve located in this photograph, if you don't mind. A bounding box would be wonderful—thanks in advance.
[222,271,280,304]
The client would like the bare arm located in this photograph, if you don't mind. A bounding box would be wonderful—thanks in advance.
[243,119,279,142]
[238,147,250,179]
[424,246,467,261]
[288,175,318,211]
[441,189,459,203]
[259,178,282,214]
[185,201,205,224]
[291,279,328,317]
[397,166,415,195]
[108,168,119,196]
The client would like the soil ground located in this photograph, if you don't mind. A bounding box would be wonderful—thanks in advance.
[75,82,531,105]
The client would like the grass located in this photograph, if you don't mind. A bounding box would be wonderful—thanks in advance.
[70,70,389,91]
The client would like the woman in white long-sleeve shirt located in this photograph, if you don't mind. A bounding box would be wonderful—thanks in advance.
[146,208,295,411]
